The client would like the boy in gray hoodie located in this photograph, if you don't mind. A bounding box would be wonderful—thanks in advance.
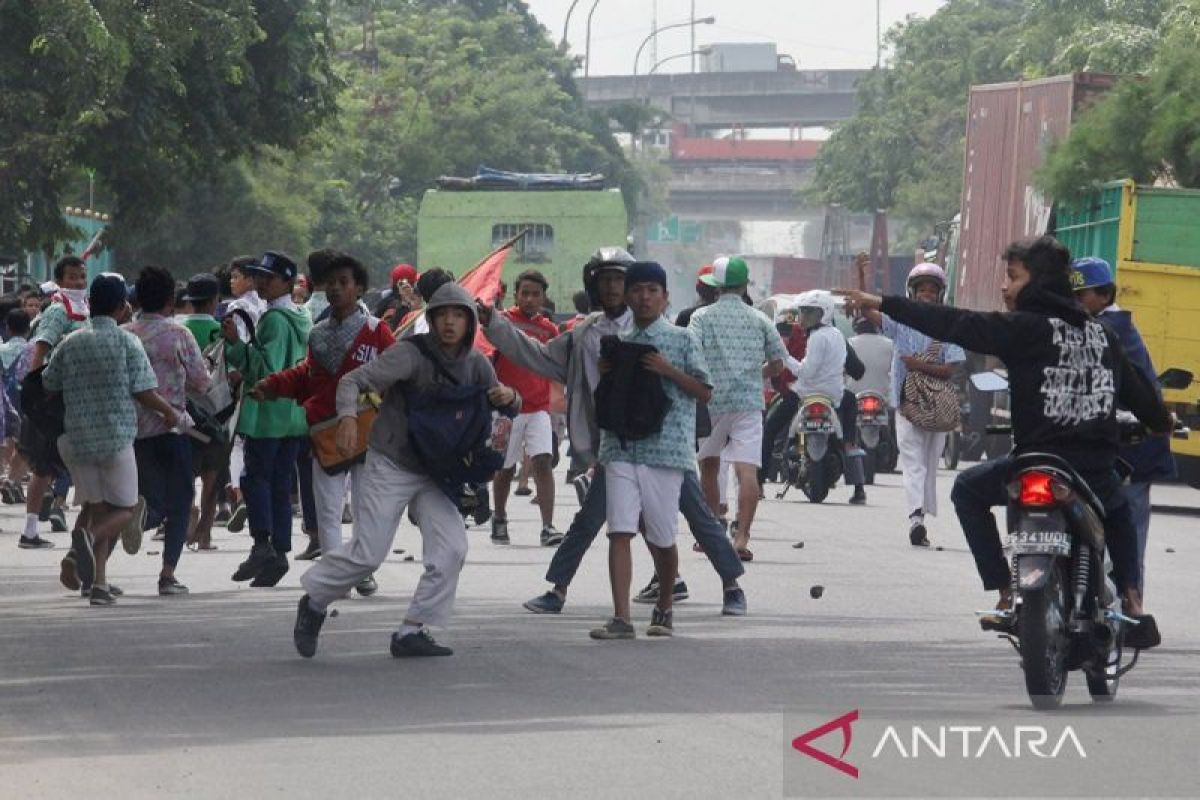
[293,283,519,658]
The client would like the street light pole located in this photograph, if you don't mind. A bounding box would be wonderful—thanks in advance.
[631,16,715,150]
[648,49,711,80]
[584,0,601,80]
[561,0,582,50]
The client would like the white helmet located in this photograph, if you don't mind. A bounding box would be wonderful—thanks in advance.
[906,263,947,301]
[796,289,835,326]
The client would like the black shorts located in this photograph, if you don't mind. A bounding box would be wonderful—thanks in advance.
[17,414,67,478]
[191,436,230,477]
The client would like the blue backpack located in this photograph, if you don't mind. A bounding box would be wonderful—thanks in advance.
[404,336,505,500]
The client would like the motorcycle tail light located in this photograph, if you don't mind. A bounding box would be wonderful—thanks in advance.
[859,395,882,413]
[1017,471,1060,507]
[804,404,830,421]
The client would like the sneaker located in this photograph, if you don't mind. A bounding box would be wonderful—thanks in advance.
[909,522,930,547]
[540,525,564,547]
[589,617,635,640]
[647,607,674,637]
[633,577,689,604]
[722,587,748,617]
[231,542,274,582]
[121,496,147,555]
[71,529,95,590]
[0,481,15,504]
[523,590,565,614]
[85,582,122,598]
[514,486,533,497]
[849,487,867,505]
[250,552,289,587]
[158,576,190,596]
[226,503,248,533]
[490,518,510,545]
[18,535,54,549]
[294,537,321,561]
[390,628,453,657]
[48,506,68,533]
[89,585,117,606]
[572,473,590,506]
[9,482,25,505]
[214,503,232,525]
[59,551,81,591]
[293,595,327,658]
[355,574,378,597]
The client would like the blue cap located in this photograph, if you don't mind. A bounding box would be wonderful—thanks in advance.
[89,272,129,316]
[624,261,667,290]
[246,250,298,282]
[1070,257,1114,290]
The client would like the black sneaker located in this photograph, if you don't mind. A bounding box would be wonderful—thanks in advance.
[18,535,54,549]
[59,551,81,591]
[214,504,232,524]
[647,607,674,637]
[390,628,453,657]
[293,595,327,658]
[294,538,321,561]
[355,574,378,597]
[231,542,274,582]
[158,576,189,596]
[226,503,248,533]
[540,525,564,547]
[849,487,867,505]
[634,577,689,604]
[71,529,96,589]
[0,481,15,504]
[909,523,930,547]
[89,585,116,606]
[490,518,510,545]
[48,507,67,533]
[471,502,492,527]
[250,552,289,587]
[572,473,591,506]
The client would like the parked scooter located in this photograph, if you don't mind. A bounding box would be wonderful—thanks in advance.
[971,368,1192,710]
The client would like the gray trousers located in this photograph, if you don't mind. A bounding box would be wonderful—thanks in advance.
[300,450,466,628]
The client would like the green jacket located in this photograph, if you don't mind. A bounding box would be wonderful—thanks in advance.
[226,305,311,438]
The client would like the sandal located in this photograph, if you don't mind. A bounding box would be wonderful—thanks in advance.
[692,542,704,553]
[736,548,754,562]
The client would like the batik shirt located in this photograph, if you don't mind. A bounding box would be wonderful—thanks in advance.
[124,313,210,438]
[688,293,787,414]
[42,317,157,462]
[598,316,710,472]
[31,302,85,351]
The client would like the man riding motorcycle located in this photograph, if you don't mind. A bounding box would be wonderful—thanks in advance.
[837,236,1172,650]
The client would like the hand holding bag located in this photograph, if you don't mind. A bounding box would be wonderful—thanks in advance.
[899,340,960,433]
[309,393,380,475]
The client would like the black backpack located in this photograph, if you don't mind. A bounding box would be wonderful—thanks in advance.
[594,335,671,447]
[21,366,65,440]
[404,335,505,500]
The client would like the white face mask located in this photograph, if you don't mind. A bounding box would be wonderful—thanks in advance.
[58,288,90,320]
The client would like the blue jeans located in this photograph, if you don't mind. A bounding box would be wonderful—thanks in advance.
[951,456,1142,594]
[1125,481,1152,595]
[545,467,744,588]
[241,436,303,553]
[135,433,195,569]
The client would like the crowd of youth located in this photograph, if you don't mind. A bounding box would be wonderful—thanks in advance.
[3,234,1172,655]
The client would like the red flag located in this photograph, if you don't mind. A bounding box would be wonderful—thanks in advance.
[80,228,105,261]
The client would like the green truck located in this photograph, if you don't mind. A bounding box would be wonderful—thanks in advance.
[1052,179,1200,488]
[417,187,628,310]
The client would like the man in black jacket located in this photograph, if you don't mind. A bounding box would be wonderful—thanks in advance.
[837,236,1172,650]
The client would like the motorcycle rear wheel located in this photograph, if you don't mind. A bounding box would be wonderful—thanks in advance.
[1019,561,1070,710]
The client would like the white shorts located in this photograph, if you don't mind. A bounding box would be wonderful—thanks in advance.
[58,438,138,508]
[503,410,553,469]
[605,461,683,548]
[698,410,763,467]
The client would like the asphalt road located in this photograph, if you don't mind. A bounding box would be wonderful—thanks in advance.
[1,465,1198,798]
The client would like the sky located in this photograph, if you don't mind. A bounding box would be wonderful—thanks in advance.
[524,0,948,76]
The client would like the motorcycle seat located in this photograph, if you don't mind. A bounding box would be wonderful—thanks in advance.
[1009,451,1106,519]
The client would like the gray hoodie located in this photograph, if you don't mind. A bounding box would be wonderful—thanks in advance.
[336,283,518,472]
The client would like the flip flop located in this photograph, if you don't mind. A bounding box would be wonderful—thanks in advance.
[737,548,754,562]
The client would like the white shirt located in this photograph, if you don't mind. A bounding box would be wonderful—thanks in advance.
[791,325,847,401]
[582,307,633,392]
[847,333,894,398]
[227,290,267,342]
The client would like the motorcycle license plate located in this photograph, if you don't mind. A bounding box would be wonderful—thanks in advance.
[1008,530,1070,556]
[805,422,834,433]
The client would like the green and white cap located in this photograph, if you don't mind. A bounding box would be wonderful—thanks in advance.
[699,256,749,288]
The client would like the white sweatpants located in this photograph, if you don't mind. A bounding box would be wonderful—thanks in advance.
[300,450,467,628]
[895,414,946,518]
[311,460,356,554]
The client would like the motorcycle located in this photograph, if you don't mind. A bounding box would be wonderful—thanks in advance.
[855,391,889,484]
[777,394,843,503]
[971,367,1193,710]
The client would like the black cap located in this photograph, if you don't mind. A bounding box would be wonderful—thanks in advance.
[89,272,129,316]
[247,251,298,282]
[181,272,219,303]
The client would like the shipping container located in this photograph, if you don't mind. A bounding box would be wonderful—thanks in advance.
[953,73,1116,312]
[700,43,779,73]
[1052,179,1200,488]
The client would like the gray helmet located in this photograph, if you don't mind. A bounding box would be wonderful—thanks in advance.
[583,246,635,305]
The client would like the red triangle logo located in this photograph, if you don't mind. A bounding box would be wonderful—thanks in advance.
[791,709,859,779]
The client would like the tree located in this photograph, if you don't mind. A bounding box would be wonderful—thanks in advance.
[0,1,337,256]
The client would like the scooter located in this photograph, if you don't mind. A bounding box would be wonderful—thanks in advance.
[777,394,843,503]
[855,391,889,484]
[970,368,1192,710]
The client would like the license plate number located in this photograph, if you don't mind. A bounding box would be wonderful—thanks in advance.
[1008,530,1071,555]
